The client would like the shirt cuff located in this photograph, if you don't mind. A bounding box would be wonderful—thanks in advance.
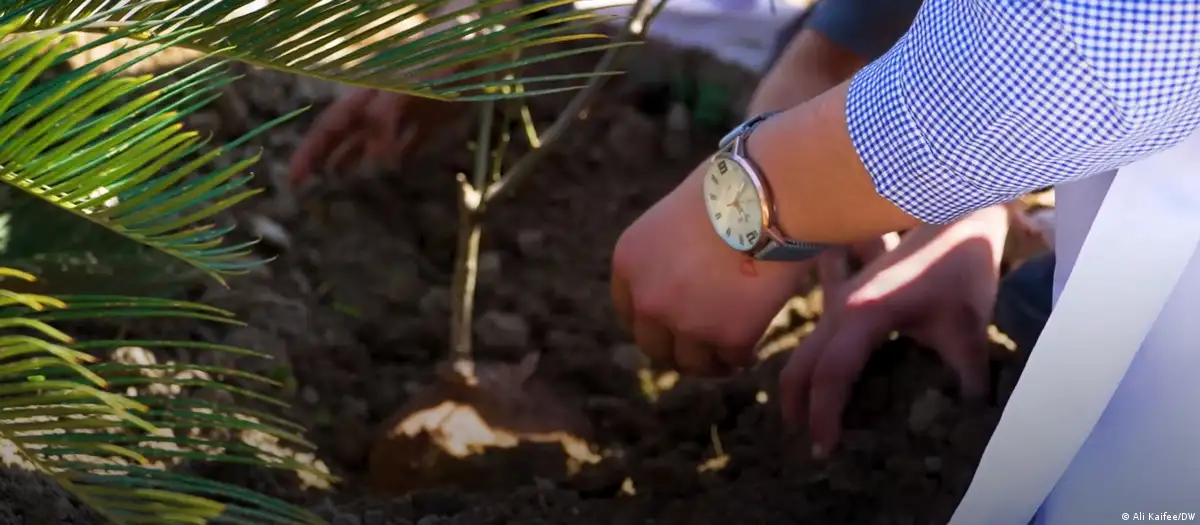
[845,40,1010,224]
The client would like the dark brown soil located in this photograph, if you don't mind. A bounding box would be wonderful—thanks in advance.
[9,37,1033,525]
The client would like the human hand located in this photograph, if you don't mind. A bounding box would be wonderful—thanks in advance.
[779,205,1011,458]
[289,87,462,183]
[610,167,812,376]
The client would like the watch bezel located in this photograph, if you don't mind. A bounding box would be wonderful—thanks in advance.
[708,149,779,254]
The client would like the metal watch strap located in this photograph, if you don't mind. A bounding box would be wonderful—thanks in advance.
[719,109,783,151]
[756,238,827,261]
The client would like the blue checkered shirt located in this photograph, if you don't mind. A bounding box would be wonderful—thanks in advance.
[847,0,1200,224]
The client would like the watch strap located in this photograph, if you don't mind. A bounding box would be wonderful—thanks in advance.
[719,109,784,151]
[755,237,827,261]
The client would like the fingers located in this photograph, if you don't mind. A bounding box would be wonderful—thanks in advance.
[364,92,409,162]
[849,232,900,266]
[806,318,885,457]
[325,131,367,175]
[628,317,742,377]
[632,317,674,368]
[290,88,376,183]
[924,313,991,400]
[613,286,742,377]
[779,320,832,428]
[610,272,634,332]
[674,338,732,377]
[779,305,888,458]
[816,247,853,316]
[816,246,852,289]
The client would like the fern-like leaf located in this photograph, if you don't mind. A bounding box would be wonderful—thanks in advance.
[9,0,636,100]
[0,13,278,287]
[0,266,328,524]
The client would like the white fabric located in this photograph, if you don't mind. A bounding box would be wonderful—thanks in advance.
[950,131,1200,524]
[578,0,809,70]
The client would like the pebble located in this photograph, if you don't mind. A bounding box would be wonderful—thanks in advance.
[110,346,157,366]
[924,456,943,473]
[332,514,362,525]
[908,389,951,435]
[248,214,291,249]
[517,229,545,257]
[479,251,502,282]
[476,310,530,349]
[301,385,320,405]
[611,343,649,371]
[418,287,452,318]
[362,510,385,525]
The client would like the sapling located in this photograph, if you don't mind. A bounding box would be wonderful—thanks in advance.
[444,0,664,383]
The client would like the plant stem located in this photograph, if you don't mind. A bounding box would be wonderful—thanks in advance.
[483,0,660,204]
[448,207,483,375]
[446,0,662,378]
[449,96,497,373]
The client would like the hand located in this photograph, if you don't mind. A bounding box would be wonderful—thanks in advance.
[779,205,1011,458]
[289,87,462,183]
[611,168,810,376]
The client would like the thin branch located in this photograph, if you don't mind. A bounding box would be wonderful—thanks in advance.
[470,95,499,196]
[482,0,660,204]
[449,95,497,368]
[515,84,542,149]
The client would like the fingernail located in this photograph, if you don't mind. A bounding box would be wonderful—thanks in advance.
[811,444,826,460]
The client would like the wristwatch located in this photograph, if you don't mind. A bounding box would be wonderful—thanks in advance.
[703,111,827,261]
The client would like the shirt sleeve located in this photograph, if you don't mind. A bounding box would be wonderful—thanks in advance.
[847,0,1200,224]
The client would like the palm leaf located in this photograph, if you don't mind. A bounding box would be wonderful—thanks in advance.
[0,266,328,524]
[9,0,636,100]
[0,12,279,288]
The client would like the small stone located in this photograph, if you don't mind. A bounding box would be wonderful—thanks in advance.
[331,417,370,466]
[924,456,943,473]
[301,385,320,405]
[663,103,692,160]
[213,86,250,136]
[343,398,370,419]
[110,347,157,366]
[362,510,386,525]
[419,288,452,318]
[607,107,658,160]
[295,78,338,105]
[478,251,502,282]
[908,389,950,435]
[610,344,649,371]
[666,102,691,133]
[332,514,362,525]
[517,230,545,257]
[248,214,291,249]
[476,311,530,350]
[187,112,221,136]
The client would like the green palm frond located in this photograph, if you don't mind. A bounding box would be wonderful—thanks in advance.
[10,0,637,100]
[0,13,280,288]
[0,266,327,524]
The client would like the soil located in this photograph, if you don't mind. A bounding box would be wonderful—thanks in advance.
[6,37,1038,525]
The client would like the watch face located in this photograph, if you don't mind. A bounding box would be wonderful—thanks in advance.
[703,155,764,251]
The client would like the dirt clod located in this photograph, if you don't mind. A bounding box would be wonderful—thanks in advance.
[476,310,531,350]
[908,388,951,435]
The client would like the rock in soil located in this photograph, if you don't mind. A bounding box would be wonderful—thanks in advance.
[368,355,598,495]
